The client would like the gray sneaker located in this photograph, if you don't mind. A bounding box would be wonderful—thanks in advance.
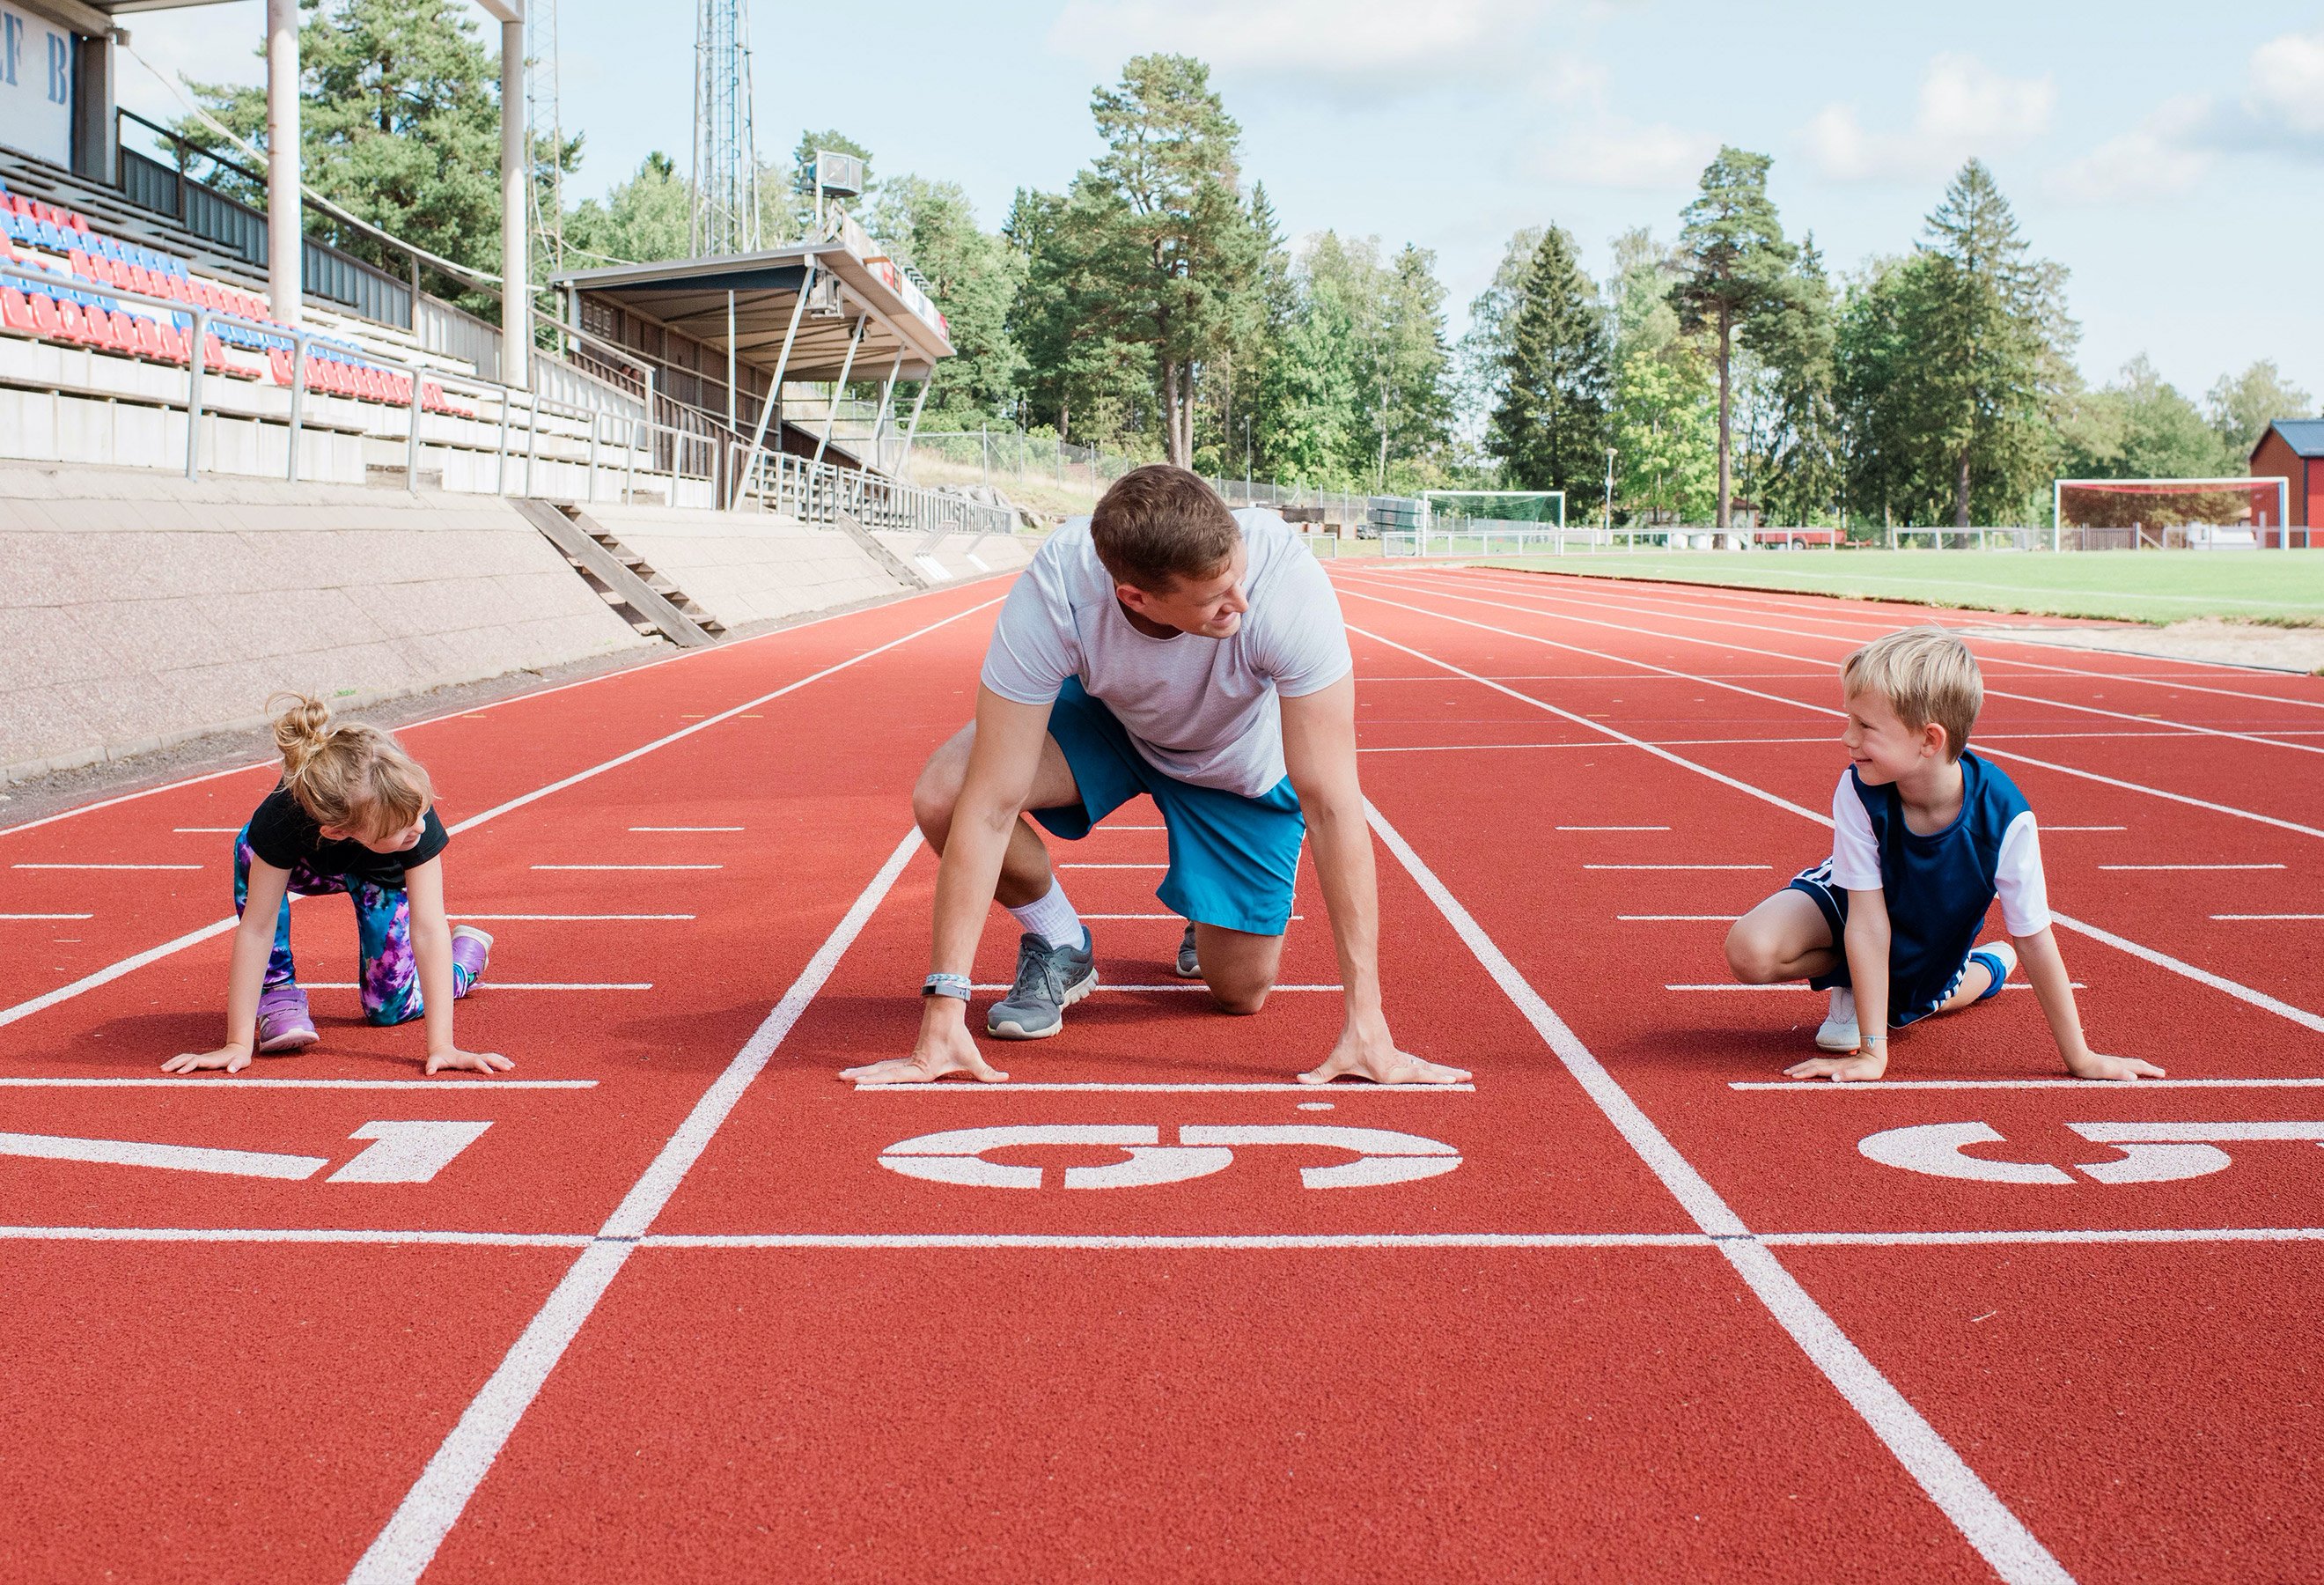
[1174,921,1201,978]
[986,929,1098,1040]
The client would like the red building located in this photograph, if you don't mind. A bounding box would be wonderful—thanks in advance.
[2250,419,2324,546]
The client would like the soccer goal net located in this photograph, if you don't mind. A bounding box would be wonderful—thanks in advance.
[1377,490,1578,557]
[2053,477,2291,550]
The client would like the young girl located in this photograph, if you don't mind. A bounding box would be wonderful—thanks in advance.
[164,694,511,1077]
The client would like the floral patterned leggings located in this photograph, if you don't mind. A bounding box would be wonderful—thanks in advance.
[232,830,474,1026]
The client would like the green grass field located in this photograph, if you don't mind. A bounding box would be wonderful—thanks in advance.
[1466,549,2324,625]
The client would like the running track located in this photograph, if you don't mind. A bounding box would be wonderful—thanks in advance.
[2,564,2318,1582]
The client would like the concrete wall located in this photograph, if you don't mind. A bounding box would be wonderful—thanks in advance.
[0,466,651,781]
[584,505,1034,633]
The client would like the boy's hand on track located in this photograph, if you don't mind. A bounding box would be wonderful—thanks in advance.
[426,1047,514,1075]
[2065,1051,2166,1081]
[842,1019,1009,1084]
[1300,1022,1469,1086]
[161,1044,253,1075]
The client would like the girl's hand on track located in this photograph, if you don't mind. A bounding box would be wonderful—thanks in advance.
[2065,1051,2166,1081]
[161,1044,254,1075]
[1783,1051,1889,1083]
[425,1047,514,1075]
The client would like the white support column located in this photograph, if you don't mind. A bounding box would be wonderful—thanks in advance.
[265,0,301,325]
[499,15,528,388]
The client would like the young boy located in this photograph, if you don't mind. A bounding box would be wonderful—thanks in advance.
[1723,627,2162,1083]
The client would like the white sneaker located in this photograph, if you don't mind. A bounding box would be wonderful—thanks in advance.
[1815,986,1861,1052]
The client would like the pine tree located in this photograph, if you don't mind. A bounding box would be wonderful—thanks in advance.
[1737,235,1840,525]
[1671,147,1793,527]
[1488,226,1610,496]
[1913,160,2075,526]
[871,176,1026,422]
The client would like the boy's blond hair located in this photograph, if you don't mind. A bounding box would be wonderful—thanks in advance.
[268,691,432,839]
[1842,628,1982,761]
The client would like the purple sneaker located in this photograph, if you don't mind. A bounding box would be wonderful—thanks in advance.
[255,983,319,1053]
[450,925,493,995]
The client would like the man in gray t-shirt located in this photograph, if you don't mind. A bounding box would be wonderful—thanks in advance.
[843,464,1464,1087]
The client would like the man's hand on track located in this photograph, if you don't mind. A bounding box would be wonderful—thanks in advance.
[842,1018,1010,1084]
[1299,1021,1468,1086]
[2065,1050,2166,1081]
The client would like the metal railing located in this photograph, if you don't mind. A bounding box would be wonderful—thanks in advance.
[740,443,1012,538]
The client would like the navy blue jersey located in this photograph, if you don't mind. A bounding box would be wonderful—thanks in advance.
[1791,750,2050,1023]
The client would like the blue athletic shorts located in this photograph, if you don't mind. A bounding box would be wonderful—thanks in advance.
[1786,861,1997,1027]
[1030,677,1304,937]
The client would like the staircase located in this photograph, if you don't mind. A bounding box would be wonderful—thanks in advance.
[510,499,724,647]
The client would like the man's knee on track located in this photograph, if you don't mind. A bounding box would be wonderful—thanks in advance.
[910,756,963,846]
[1208,982,1269,1016]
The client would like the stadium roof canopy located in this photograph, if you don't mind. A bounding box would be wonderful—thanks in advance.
[550,240,954,387]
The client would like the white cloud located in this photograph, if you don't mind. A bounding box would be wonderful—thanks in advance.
[1527,120,1716,189]
[2049,95,2215,203]
[1046,0,1558,91]
[2247,26,2324,138]
[1804,53,2055,184]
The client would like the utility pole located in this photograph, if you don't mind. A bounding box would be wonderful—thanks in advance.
[690,0,761,256]
[1603,446,1616,539]
[1243,414,1251,500]
[526,0,563,275]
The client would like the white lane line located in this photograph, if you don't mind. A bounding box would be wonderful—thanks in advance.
[1347,621,2324,1039]
[1339,579,2324,841]
[0,1225,592,1246]
[1416,566,2324,711]
[1360,742,1592,753]
[629,826,743,832]
[1585,863,1767,870]
[4,1222,2320,1250]
[853,1081,1473,1093]
[1763,1227,2324,1247]
[1363,797,2074,1585]
[1622,915,1741,922]
[0,601,997,1036]
[649,1232,1702,1250]
[1098,823,1166,830]
[2100,863,2284,872]
[1667,983,2077,992]
[11,863,202,870]
[967,983,1343,993]
[0,1130,323,1179]
[0,1077,595,1089]
[173,827,241,833]
[1560,824,1670,830]
[302,982,651,992]
[1731,1076,2324,1090]
[2046,826,2126,832]
[532,864,723,871]
[0,913,92,920]
[1060,863,1166,869]
[2213,913,2324,921]
[348,828,920,1585]
[457,914,695,921]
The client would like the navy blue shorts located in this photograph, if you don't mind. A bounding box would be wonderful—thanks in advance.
[1030,678,1304,937]
[1786,861,1997,1027]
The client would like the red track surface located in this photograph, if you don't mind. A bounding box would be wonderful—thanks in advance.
[3,565,2319,1583]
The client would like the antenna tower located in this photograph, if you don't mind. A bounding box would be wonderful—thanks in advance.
[526,0,564,271]
[690,0,761,256]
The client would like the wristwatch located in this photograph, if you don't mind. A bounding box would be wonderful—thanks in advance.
[922,972,972,1001]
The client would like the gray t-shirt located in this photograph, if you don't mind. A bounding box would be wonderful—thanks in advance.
[980,509,1354,797]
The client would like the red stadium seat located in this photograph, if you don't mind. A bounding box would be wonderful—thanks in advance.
[0,287,32,335]
[27,291,59,338]
[131,317,165,359]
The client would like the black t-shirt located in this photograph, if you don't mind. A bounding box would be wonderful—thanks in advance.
[245,785,449,885]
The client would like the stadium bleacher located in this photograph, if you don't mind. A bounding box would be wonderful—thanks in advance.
[0,177,468,417]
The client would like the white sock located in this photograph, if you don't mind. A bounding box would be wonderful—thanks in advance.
[1824,987,1857,1026]
[1007,880,1082,950]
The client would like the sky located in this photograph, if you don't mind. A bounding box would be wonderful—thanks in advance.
[114,0,2324,409]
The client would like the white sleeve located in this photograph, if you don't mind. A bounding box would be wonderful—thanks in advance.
[1828,771,1882,891]
[978,548,1077,706]
[1995,810,2051,936]
[1250,527,1353,698]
